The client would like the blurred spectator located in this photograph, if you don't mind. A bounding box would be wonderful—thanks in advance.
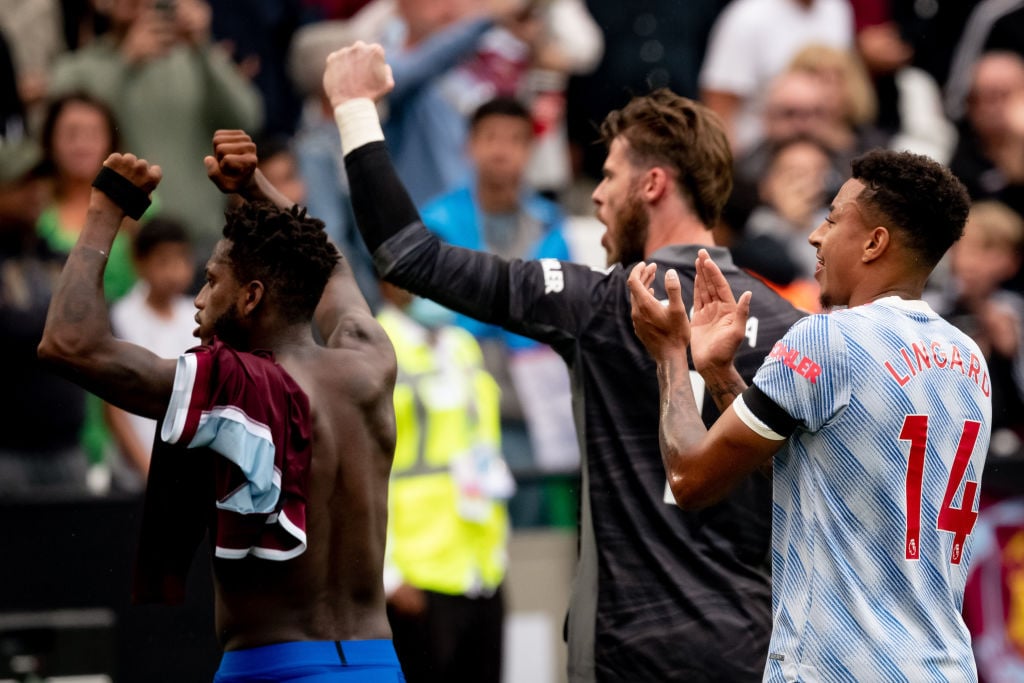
[288,11,386,310]
[699,0,853,153]
[566,0,727,184]
[208,0,303,136]
[104,217,196,493]
[788,42,956,168]
[379,0,506,206]
[48,0,262,263]
[0,137,88,497]
[254,134,307,206]
[35,92,151,474]
[0,0,65,118]
[0,28,25,140]
[441,0,603,198]
[886,0,981,89]
[945,0,1024,122]
[731,135,831,312]
[421,97,576,481]
[378,280,513,683]
[949,51,1024,220]
[787,44,885,158]
[36,92,140,301]
[929,200,1024,445]
[518,0,602,197]
[735,70,833,183]
[850,2,910,132]
[729,70,846,237]
[852,0,969,159]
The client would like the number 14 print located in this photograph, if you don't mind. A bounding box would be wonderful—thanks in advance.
[900,415,981,565]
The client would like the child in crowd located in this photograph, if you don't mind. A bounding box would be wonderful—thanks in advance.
[104,217,197,492]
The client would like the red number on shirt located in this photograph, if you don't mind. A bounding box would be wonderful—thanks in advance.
[899,415,981,565]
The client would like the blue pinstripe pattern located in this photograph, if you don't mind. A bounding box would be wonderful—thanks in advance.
[749,299,991,682]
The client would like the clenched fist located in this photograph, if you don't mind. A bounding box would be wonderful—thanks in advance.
[102,153,162,194]
[204,129,258,195]
[323,41,394,108]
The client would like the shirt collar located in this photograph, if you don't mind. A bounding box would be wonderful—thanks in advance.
[645,243,736,271]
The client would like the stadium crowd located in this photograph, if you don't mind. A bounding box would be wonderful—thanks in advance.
[3,0,1024,681]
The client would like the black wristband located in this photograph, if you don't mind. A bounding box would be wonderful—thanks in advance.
[92,166,152,220]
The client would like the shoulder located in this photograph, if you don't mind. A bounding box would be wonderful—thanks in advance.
[51,39,115,77]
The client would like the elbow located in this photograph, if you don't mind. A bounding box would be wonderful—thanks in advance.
[37,334,70,375]
[667,469,717,511]
[37,327,93,372]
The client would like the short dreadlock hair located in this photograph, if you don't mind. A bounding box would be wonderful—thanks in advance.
[222,201,339,321]
[851,150,970,269]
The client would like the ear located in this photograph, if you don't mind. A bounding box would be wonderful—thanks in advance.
[639,166,671,203]
[862,226,890,263]
[239,280,265,317]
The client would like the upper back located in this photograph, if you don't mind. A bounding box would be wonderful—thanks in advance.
[213,328,397,649]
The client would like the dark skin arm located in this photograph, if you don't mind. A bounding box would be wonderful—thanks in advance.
[205,129,387,351]
[38,154,177,419]
[628,250,784,509]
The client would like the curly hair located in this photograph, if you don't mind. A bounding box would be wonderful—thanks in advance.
[222,201,340,322]
[851,150,970,268]
[599,89,733,228]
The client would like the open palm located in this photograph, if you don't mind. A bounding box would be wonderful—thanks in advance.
[689,250,751,374]
[628,262,691,363]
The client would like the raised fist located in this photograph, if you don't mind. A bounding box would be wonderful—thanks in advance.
[103,153,162,194]
[204,129,258,195]
[323,41,394,108]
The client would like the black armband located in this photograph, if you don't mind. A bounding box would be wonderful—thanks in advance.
[741,385,800,438]
[92,166,151,220]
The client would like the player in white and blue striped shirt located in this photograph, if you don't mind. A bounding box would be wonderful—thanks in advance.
[629,149,990,682]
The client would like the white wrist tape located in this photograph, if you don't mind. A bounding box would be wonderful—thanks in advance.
[334,99,385,156]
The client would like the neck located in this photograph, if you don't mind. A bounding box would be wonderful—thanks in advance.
[851,272,929,308]
[476,177,519,214]
[249,320,317,356]
[644,211,715,258]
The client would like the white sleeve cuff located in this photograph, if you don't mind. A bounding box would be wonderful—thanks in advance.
[334,98,385,156]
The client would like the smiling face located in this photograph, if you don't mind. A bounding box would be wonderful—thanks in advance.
[592,136,650,266]
[807,178,872,310]
[193,240,247,346]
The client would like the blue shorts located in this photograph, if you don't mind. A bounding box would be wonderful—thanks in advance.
[214,640,405,682]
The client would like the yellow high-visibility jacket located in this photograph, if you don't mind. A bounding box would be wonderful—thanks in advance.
[378,307,509,596]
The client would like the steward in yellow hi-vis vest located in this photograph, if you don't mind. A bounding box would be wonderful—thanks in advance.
[377,288,514,682]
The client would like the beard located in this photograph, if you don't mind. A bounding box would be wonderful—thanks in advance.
[211,305,247,349]
[606,190,650,267]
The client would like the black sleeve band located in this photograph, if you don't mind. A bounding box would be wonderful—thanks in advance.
[91,166,152,220]
[345,141,421,254]
[741,385,800,438]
